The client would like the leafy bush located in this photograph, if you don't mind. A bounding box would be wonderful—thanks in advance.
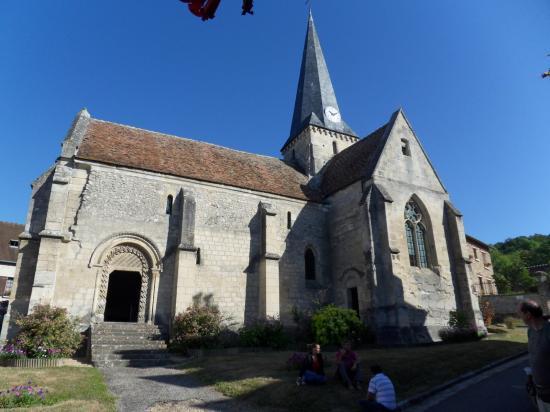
[171,303,225,350]
[13,304,82,358]
[0,382,47,408]
[239,318,289,349]
[0,343,26,360]
[438,327,486,343]
[311,305,365,346]
[286,352,307,371]
[448,311,470,329]
[480,301,495,326]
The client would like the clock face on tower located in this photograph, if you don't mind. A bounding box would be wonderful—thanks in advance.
[324,106,341,123]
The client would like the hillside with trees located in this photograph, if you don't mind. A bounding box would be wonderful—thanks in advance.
[490,234,550,293]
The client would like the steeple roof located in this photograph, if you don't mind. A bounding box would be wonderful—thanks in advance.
[286,12,356,145]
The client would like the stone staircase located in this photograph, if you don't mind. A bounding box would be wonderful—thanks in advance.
[91,322,173,367]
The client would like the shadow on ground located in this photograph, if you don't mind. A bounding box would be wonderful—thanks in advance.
[138,339,527,412]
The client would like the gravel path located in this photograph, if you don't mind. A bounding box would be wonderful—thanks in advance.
[100,363,259,412]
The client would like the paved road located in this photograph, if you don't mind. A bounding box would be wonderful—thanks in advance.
[414,358,536,412]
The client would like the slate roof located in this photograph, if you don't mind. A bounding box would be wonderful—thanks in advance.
[285,12,356,148]
[320,123,389,196]
[77,119,319,202]
[0,222,24,264]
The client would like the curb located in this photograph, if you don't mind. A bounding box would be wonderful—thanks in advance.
[397,350,528,410]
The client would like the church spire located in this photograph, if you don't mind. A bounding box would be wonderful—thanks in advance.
[288,12,356,140]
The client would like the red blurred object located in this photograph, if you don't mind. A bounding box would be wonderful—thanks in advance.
[179,0,220,20]
[242,0,254,15]
[179,0,253,20]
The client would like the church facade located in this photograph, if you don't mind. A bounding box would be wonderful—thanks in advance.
[3,14,484,344]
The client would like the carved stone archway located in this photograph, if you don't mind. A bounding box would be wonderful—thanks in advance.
[94,244,152,323]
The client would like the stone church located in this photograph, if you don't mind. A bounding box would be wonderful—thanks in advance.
[3,14,484,345]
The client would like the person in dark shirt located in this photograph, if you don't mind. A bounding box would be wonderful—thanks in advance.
[519,300,550,412]
[335,340,363,390]
[297,343,326,385]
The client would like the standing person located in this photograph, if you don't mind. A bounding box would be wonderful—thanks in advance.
[519,300,550,412]
[359,365,397,412]
[296,343,326,385]
[335,340,363,390]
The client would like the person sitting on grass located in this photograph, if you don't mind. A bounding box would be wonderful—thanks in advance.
[296,343,326,386]
[335,340,363,390]
[359,364,397,412]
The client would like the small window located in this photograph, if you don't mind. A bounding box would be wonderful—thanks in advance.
[305,248,316,281]
[166,195,173,215]
[9,240,19,248]
[332,141,338,154]
[196,248,201,265]
[478,276,484,295]
[481,251,490,268]
[401,138,410,156]
[292,149,296,159]
[473,248,479,260]
[287,212,292,229]
[3,279,13,296]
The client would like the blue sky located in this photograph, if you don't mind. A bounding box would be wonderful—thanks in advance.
[0,0,549,244]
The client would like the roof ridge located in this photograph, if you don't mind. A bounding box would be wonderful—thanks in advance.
[89,117,283,162]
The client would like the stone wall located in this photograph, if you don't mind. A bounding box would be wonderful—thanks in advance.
[466,239,497,296]
[10,160,330,332]
[481,294,550,317]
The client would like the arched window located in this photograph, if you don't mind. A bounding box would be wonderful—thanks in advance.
[305,248,316,280]
[404,201,430,268]
[166,195,173,215]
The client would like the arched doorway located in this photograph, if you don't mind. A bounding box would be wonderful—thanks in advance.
[104,271,142,322]
[94,243,158,323]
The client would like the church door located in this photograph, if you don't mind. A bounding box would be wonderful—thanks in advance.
[104,271,142,322]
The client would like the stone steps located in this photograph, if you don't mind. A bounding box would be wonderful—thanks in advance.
[91,322,172,368]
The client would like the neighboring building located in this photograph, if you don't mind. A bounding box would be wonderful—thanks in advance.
[0,222,24,302]
[466,234,497,296]
[3,13,484,345]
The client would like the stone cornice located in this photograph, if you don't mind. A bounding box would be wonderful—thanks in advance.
[282,125,359,153]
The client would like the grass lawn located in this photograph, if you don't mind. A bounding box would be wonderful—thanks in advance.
[179,326,528,412]
[0,366,116,411]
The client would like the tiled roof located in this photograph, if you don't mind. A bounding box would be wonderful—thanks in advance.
[465,234,490,251]
[77,119,318,201]
[0,222,24,263]
[320,123,388,196]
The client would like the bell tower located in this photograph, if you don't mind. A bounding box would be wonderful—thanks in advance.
[282,12,358,176]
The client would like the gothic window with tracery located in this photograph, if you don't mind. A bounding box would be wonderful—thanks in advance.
[404,201,430,268]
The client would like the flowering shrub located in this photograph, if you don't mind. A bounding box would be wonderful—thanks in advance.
[480,301,495,326]
[13,304,82,358]
[171,303,226,350]
[238,318,289,349]
[0,381,47,408]
[0,343,26,360]
[286,352,307,370]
